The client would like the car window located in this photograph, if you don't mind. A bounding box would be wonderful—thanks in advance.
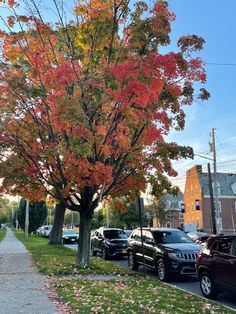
[153,230,193,244]
[217,238,233,255]
[132,230,141,241]
[63,230,78,234]
[104,230,128,239]
[145,231,154,244]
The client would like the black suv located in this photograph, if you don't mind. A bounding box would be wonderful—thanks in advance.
[196,235,236,299]
[127,228,201,281]
[91,227,128,259]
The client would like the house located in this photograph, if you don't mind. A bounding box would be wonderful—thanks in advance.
[152,193,184,229]
[184,165,236,234]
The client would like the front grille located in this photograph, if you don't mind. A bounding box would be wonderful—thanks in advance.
[180,253,197,260]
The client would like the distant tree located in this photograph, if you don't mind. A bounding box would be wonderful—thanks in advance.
[17,199,48,233]
[149,197,168,227]
[91,208,105,229]
[107,200,142,229]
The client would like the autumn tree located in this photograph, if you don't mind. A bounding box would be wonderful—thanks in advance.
[0,0,209,265]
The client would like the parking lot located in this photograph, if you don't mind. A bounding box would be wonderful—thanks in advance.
[65,243,236,312]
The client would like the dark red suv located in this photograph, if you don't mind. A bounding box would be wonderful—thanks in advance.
[196,235,236,299]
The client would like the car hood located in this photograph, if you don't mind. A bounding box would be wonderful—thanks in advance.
[160,243,201,252]
[106,239,128,244]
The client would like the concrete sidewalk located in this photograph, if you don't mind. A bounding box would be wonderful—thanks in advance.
[0,228,61,314]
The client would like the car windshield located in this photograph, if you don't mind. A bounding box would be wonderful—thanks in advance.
[153,230,193,244]
[63,230,78,235]
[104,230,128,239]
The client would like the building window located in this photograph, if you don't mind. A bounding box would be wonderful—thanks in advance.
[231,183,236,194]
[166,222,171,228]
[179,212,184,219]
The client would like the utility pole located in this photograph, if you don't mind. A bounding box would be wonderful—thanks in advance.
[211,128,220,234]
[207,163,217,234]
[106,207,109,227]
[24,199,29,238]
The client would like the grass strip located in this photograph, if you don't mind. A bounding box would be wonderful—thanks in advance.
[14,229,134,276]
[52,277,235,314]
[0,227,7,241]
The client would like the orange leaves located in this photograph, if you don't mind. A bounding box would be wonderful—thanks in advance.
[7,16,15,27]
[97,125,107,136]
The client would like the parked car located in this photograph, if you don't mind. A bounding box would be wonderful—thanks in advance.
[127,228,202,281]
[36,225,46,236]
[42,225,53,238]
[62,229,79,244]
[187,231,210,241]
[196,234,236,299]
[91,227,129,259]
[124,230,133,237]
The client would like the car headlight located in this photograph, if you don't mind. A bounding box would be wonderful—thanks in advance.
[168,252,183,259]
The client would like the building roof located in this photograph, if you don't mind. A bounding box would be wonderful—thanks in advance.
[198,172,236,196]
[163,193,183,211]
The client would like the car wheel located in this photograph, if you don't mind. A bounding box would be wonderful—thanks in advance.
[91,244,97,256]
[101,246,108,259]
[200,271,218,299]
[156,259,169,281]
[128,251,139,271]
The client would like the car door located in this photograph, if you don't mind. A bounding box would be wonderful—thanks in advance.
[211,237,235,288]
[143,230,156,267]
[92,230,103,252]
[131,229,144,264]
[96,230,104,252]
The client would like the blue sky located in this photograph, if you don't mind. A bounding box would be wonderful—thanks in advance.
[162,0,236,190]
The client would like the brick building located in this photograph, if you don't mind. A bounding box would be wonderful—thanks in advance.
[184,165,236,234]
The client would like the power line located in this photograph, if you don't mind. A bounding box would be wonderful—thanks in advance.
[206,62,236,66]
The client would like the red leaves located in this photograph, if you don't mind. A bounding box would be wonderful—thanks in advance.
[177,35,205,54]
[7,16,15,27]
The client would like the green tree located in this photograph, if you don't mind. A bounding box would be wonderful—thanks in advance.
[17,199,48,233]
[91,208,105,229]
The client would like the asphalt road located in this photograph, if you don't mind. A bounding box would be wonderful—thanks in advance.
[65,244,236,312]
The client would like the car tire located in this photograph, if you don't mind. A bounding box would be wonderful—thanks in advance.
[128,251,139,271]
[101,246,108,259]
[199,271,218,299]
[156,259,169,282]
[91,244,97,256]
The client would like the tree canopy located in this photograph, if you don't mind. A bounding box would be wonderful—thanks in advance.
[0,0,209,264]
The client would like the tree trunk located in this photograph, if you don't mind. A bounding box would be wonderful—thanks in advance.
[48,202,65,245]
[77,209,93,266]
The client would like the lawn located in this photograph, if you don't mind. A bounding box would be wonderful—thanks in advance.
[53,277,234,314]
[14,230,134,276]
[0,227,7,241]
[15,229,236,314]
